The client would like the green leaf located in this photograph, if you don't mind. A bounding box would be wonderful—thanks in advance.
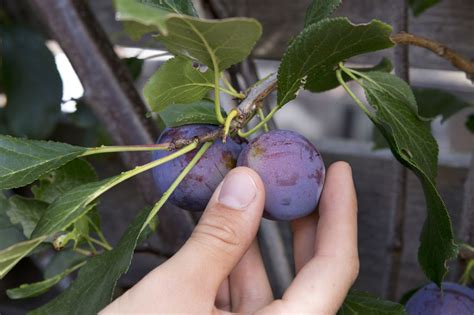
[143,57,214,112]
[6,196,47,238]
[0,237,45,279]
[277,18,394,105]
[0,193,25,250]
[32,159,98,204]
[338,290,406,314]
[466,114,474,133]
[7,260,86,299]
[30,209,150,315]
[357,71,457,285]
[114,0,197,37]
[31,175,122,238]
[414,88,472,122]
[0,26,62,139]
[0,135,87,190]
[304,0,341,27]
[158,15,262,71]
[372,126,390,150]
[409,0,440,16]
[159,100,221,127]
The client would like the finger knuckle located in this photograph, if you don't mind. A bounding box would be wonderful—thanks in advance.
[192,213,242,252]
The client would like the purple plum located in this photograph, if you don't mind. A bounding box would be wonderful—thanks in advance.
[152,124,244,211]
[237,129,325,221]
[405,282,474,315]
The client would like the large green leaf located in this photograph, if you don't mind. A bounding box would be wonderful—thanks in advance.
[277,18,394,106]
[7,260,86,299]
[0,26,62,139]
[0,135,87,189]
[409,0,440,16]
[6,196,47,238]
[30,209,150,315]
[0,193,25,250]
[114,0,197,37]
[414,88,472,123]
[338,290,406,314]
[158,15,262,71]
[144,57,214,112]
[31,176,122,238]
[304,0,341,27]
[159,100,221,127]
[32,159,98,204]
[0,237,45,279]
[357,71,457,285]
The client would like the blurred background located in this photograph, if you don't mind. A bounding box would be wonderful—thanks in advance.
[0,0,473,313]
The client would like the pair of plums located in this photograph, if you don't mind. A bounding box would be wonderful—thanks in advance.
[152,124,325,221]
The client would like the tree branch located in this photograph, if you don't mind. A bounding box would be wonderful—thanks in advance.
[391,32,474,80]
[169,73,277,149]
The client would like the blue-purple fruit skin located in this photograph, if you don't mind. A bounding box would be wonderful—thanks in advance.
[237,130,325,221]
[152,125,244,211]
[405,282,474,315]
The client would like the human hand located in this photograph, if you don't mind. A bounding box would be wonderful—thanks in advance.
[101,162,358,314]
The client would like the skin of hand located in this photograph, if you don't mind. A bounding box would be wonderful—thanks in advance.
[101,162,359,314]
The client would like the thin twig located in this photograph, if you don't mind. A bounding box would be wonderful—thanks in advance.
[391,32,474,80]
[168,73,278,149]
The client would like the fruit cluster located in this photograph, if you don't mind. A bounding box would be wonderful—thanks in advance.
[152,125,325,221]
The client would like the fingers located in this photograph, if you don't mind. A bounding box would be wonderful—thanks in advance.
[170,167,266,297]
[265,162,359,314]
[291,211,318,273]
[228,239,273,313]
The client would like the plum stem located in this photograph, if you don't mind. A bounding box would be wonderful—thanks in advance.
[223,109,239,142]
[80,144,170,157]
[140,142,213,233]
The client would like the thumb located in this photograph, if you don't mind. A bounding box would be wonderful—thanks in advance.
[171,166,265,294]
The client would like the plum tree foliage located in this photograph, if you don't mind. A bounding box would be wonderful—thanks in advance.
[0,0,470,314]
